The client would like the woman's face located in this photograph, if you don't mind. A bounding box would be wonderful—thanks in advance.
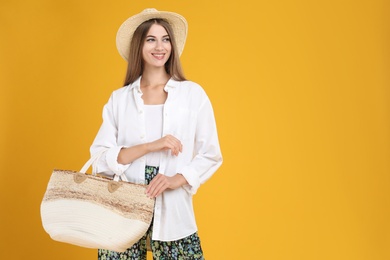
[142,24,172,69]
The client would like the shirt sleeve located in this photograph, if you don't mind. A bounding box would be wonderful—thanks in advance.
[178,93,223,194]
[90,92,130,176]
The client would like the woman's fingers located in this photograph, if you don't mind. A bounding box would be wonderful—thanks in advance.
[155,135,183,156]
[146,174,169,198]
[146,174,187,198]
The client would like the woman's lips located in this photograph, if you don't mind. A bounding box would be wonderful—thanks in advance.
[152,53,165,60]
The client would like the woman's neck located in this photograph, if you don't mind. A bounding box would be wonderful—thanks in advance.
[141,67,170,87]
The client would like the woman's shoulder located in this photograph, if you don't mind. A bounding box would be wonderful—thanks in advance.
[177,79,201,88]
[102,85,133,107]
[109,84,133,97]
[175,80,208,97]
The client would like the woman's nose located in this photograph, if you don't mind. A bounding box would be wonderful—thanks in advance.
[155,40,164,51]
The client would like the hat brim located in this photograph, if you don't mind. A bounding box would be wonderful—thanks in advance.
[116,9,188,61]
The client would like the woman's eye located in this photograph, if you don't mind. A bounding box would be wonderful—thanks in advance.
[145,37,170,42]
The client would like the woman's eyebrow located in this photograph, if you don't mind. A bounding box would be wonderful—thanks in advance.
[146,34,170,38]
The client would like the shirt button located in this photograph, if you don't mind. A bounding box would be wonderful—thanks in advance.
[140,134,145,139]
[139,110,143,114]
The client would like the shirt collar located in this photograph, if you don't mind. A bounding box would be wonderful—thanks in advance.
[128,76,142,94]
[164,78,180,92]
[128,76,180,93]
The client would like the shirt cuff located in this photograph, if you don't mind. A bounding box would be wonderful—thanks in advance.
[179,166,200,195]
[106,146,131,175]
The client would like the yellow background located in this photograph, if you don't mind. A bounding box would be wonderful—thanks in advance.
[1,0,389,259]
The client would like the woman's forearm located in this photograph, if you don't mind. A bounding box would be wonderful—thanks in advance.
[117,135,182,165]
[117,143,152,164]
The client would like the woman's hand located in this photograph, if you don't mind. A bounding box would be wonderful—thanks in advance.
[147,134,183,156]
[146,174,188,198]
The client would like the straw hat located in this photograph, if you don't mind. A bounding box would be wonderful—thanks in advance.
[116,8,188,61]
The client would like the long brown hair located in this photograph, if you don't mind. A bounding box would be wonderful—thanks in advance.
[123,19,186,86]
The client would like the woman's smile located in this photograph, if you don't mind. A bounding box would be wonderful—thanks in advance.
[152,53,166,60]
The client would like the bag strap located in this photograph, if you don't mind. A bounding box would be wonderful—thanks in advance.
[79,149,107,174]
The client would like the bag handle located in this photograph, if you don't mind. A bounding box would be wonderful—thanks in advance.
[79,148,128,182]
[79,149,107,174]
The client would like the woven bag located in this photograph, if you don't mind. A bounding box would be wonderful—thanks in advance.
[40,150,155,252]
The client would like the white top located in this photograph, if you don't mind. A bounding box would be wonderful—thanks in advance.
[90,76,222,241]
[144,104,163,167]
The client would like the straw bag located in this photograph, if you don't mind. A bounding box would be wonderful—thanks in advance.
[40,150,155,252]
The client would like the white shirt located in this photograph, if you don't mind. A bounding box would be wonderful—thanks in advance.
[90,76,223,241]
[144,104,164,167]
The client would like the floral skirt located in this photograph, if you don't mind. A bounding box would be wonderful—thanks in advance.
[97,166,204,260]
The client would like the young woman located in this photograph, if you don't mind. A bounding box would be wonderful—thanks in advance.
[90,8,222,259]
